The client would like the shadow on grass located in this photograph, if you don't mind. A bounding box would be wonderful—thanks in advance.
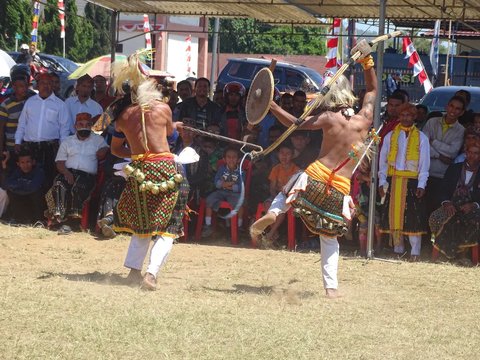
[202,284,316,298]
[37,271,133,287]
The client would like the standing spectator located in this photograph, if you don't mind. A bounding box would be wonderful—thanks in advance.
[423,96,466,214]
[93,75,115,110]
[177,80,193,103]
[45,113,108,233]
[291,131,319,170]
[219,82,247,140]
[415,104,429,130]
[385,71,401,97]
[3,149,45,224]
[15,73,70,187]
[292,90,307,118]
[379,92,406,147]
[50,73,63,100]
[0,71,35,161]
[177,77,220,130]
[280,93,294,114]
[213,88,225,109]
[378,103,430,261]
[65,74,103,133]
[455,89,474,126]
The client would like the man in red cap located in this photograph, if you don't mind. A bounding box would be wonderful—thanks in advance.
[45,112,108,233]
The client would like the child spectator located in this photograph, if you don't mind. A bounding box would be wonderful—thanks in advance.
[201,147,244,238]
[3,149,45,224]
[262,143,300,243]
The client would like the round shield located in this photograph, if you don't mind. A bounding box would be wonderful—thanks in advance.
[246,68,274,125]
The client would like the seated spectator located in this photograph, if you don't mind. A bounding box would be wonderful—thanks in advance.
[3,149,45,225]
[454,127,480,164]
[262,143,299,244]
[201,147,244,238]
[473,113,480,133]
[45,113,109,233]
[292,90,307,118]
[291,131,319,169]
[352,160,381,256]
[96,151,127,239]
[0,154,10,218]
[429,137,480,262]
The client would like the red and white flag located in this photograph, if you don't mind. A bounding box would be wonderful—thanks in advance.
[325,18,342,72]
[185,34,192,76]
[58,1,65,39]
[403,37,433,93]
[143,14,152,50]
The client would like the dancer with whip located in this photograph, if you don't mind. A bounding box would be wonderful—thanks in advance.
[248,34,399,298]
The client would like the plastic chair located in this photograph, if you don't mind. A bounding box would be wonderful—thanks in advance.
[432,243,478,265]
[194,159,252,245]
[253,202,296,250]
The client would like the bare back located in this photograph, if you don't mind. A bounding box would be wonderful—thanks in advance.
[116,100,173,155]
[316,112,372,178]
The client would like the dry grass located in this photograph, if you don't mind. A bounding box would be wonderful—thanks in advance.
[0,223,479,360]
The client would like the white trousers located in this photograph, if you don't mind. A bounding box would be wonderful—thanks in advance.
[268,192,290,216]
[124,235,174,278]
[320,235,339,290]
[0,188,9,217]
[393,235,421,256]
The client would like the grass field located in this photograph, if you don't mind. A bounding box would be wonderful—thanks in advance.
[1,223,479,360]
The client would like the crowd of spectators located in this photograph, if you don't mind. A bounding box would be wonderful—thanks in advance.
[0,66,479,265]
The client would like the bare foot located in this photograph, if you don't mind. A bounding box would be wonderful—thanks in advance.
[141,272,157,291]
[126,269,143,286]
[409,255,419,262]
[325,288,341,299]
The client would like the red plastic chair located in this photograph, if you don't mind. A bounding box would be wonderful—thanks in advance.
[432,243,478,265]
[194,159,252,245]
[253,202,296,249]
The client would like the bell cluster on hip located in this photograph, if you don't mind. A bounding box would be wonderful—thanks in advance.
[123,164,183,194]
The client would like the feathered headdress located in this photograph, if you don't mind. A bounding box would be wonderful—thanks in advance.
[111,50,163,106]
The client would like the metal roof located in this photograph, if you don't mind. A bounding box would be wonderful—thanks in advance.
[86,0,480,23]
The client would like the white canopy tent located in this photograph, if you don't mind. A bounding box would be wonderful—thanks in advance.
[87,0,477,257]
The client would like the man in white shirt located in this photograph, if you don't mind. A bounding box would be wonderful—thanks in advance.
[378,103,430,261]
[45,112,108,232]
[64,74,103,134]
[15,73,70,186]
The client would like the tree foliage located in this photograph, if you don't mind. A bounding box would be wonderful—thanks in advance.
[84,3,111,59]
[210,19,326,55]
[0,0,32,50]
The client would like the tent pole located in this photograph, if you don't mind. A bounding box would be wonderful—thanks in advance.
[366,0,386,260]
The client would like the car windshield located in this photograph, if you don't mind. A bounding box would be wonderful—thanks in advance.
[43,55,78,73]
[301,67,324,91]
[420,87,480,113]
